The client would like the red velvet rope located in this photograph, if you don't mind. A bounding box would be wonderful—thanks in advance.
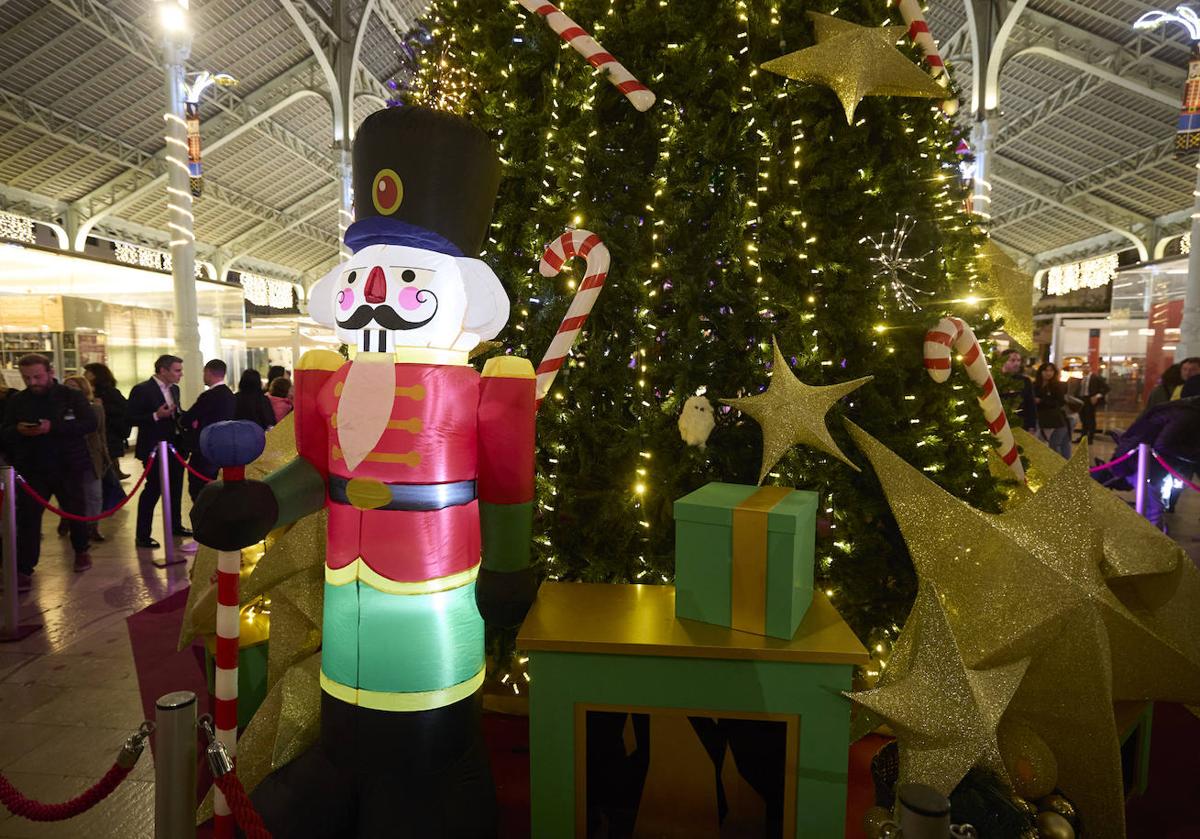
[1088,448,1137,474]
[1152,451,1200,493]
[0,764,131,821]
[16,453,156,522]
[212,771,272,838]
[169,445,214,483]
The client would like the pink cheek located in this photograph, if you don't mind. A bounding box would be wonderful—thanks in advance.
[338,289,354,311]
[398,286,423,311]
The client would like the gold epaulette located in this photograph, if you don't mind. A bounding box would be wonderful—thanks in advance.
[296,349,345,373]
[481,356,535,380]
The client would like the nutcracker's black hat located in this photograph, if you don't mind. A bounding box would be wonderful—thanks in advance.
[344,106,501,259]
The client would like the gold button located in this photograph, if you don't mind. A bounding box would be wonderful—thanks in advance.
[345,478,392,510]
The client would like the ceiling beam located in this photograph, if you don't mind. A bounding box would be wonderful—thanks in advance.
[992,157,1154,227]
[0,183,302,282]
[1007,45,1179,108]
[0,86,158,172]
[1010,7,1185,90]
[992,174,1150,259]
[221,182,337,254]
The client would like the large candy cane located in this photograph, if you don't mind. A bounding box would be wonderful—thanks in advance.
[517,0,656,112]
[535,229,610,409]
[897,0,947,80]
[923,317,1025,483]
[896,0,957,115]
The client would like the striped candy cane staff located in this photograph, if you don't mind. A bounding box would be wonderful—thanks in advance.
[535,229,610,409]
[896,0,957,115]
[517,0,656,112]
[923,316,1025,483]
[196,420,268,838]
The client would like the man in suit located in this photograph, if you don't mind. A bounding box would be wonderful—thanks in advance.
[128,354,187,549]
[179,359,237,507]
[1068,362,1110,444]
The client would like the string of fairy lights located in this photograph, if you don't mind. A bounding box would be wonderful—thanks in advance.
[404,0,1002,688]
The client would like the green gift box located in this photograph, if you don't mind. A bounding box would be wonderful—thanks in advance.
[674,482,817,640]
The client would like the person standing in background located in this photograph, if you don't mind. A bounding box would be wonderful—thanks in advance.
[128,354,187,549]
[1068,362,1110,444]
[266,365,287,388]
[267,376,293,424]
[998,350,1037,431]
[1034,362,1071,458]
[235,369,275,430]
[1172,357,1200,400]
[63,375,110,543]
[84,363,130,482]
[2,354,97,585]
[1146,363,1182,412]
[179,359,237,505]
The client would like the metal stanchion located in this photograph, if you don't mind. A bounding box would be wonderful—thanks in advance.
[0,466,40,642]
[153,441,184,568]
[1135,442,1150,517]
[155,690,197,839]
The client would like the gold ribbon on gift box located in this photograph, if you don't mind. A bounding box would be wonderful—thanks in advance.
[731,486,793,635]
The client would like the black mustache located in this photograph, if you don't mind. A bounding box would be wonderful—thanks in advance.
[337,294,438,330]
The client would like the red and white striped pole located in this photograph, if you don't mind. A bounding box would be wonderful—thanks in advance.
[212,542,240,838]
[195,420,265,839]
[534,229,610,409]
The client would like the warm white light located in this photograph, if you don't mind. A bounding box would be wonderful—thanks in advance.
[156,0,189,33]
[1045,254,1118,296]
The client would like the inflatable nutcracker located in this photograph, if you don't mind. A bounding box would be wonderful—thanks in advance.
[193,106,536,837]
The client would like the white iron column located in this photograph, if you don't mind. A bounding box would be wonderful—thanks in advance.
[1180,160,1200,358]
[163,33,203,404]
[971,117,993,221]
[338,146,353,260]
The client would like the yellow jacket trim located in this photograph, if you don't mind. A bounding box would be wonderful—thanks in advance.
[297,349,345,373]
[394,347,470,366]
[481,356,535,380]
[332,415,423,433]
[320,667,485,712]
[331,445,420,467]
[325,559,480,594]
[333,383,425,400]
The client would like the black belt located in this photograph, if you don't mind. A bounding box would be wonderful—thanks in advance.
[328,476,476,511]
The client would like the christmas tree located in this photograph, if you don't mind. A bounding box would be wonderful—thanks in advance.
[400,0,1005,647]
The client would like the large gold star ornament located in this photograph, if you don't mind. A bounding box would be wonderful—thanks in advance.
[721,337,871,483]
[846,584,1028,796]
[977,241,1035,350]
[845,422,1200,837]
[761,13,947,123]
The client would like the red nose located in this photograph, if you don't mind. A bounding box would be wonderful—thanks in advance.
[364,266,387,304]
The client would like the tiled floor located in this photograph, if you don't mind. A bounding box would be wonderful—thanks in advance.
[0,429,1197,838]
[0,456,191,838]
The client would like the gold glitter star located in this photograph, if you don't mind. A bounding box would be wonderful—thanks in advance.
[761,13,947,123]
[721,337,871,483]
[845,422,1200,837]
[977,241,1035,350]
[847,583,1029,796]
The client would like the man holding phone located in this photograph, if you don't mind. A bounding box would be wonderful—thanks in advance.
[1,354,98,587]
[128,355,187,549]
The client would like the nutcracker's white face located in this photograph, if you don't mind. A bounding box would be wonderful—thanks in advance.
[308,244,509,354]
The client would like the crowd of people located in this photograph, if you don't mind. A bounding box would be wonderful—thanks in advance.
[0,354,292,591]
[999,350,1200,531]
